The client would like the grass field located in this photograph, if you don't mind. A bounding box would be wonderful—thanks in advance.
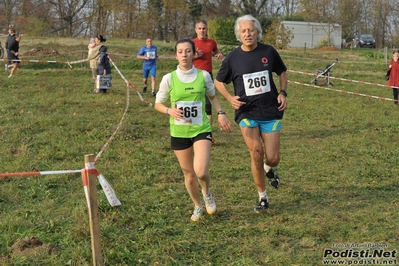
[0,37,398,265]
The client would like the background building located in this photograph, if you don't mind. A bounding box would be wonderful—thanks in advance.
[282,21,342,49]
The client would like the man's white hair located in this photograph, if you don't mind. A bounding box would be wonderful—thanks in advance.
[234,14,262,42]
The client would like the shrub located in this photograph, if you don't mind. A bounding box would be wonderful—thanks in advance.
[315,36,335,49]
[208,17,236,45]
[263,19,293,49]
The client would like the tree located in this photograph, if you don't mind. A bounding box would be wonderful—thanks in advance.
[47,0,91,37]
[109,0,142,38]
[3,0,15,26]
[201,0,237,19]
[366,0,392,48]
[162,0,191,41]
[336,0,362,42]
[283,0,301,17]
[147,0,165,40]
[263,18,293,49]
[235,0,269,17]
[208,16,236,44]
[189,0,202,25]
[298,0,341,46]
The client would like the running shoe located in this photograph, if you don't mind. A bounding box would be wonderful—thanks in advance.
[151,91,156,96]
[203,192,216,215]
[191,206,204,222]
[254,197,269,213]
[266,168,280,189]
[142,85,147,93]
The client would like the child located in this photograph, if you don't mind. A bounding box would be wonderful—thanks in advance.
[88,38,95,55]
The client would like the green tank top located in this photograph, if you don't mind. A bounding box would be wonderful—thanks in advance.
[169,69,211,138]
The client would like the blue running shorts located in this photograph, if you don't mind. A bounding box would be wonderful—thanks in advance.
[239,118,282,133]
[143,65,156,78]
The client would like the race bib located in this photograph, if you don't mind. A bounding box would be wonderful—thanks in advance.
[146,51,156,59]
[243,70,271,96]
[174,101,203,125]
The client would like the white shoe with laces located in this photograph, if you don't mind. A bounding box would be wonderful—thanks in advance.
[203,192,216,215]
[190,206,204,222]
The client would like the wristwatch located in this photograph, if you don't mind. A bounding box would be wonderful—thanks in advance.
[279,90,287,97]
[217,110,226,115]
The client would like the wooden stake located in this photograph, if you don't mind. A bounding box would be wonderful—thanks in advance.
[84,154,104,266]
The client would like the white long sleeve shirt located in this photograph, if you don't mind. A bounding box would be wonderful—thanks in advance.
[155,65,215,104]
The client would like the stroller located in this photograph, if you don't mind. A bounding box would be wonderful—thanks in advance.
[310,58,338,86]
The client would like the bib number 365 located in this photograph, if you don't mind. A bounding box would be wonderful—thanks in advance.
[174,101,202,125]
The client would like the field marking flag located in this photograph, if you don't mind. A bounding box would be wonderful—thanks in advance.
[97,173,121,207]
[82,165,121,207]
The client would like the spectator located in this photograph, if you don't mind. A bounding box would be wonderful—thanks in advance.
[7,31,21,78]
[88,34,106,93]
[97,45,111,93]
[388,50,399,105]
[5,25,16,72]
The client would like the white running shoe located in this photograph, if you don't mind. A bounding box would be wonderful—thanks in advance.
[203,192,216,215]
[190,206,204,222]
